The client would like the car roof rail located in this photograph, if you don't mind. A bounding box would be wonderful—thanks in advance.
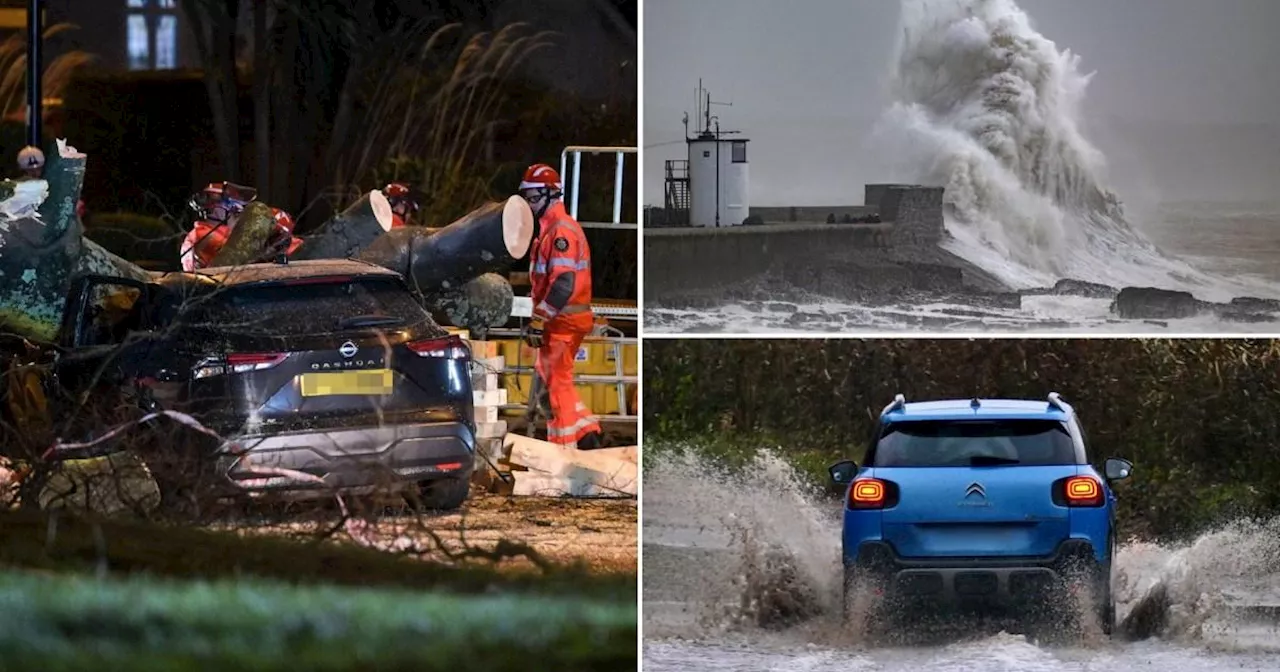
[881,393,906,415]
[1047,392,1072,414]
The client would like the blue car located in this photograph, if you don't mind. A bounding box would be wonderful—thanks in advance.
[829,393,1133,635]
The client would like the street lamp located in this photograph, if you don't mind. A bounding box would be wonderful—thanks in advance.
[26,0,42,147]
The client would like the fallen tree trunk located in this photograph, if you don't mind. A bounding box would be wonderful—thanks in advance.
[424,272,513,337]
[0,141,149,341]
[37,139,87,244]
[359,195,534,295]
[291,190,394,260]
[209,201,278,267]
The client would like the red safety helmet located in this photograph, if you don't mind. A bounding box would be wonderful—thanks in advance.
[189,181,257,222]
[519,164,563,195]
[383,182,419,214]
[271,207,295,235]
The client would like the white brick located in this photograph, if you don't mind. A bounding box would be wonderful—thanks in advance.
[473,389,508,407]
[473,405,499,424]
[510,297,534,318]
[471,356,506,373]
[471,372,499,391]
[476,420,508,439]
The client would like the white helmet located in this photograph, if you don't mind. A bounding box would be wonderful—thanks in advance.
[17,146,44,171]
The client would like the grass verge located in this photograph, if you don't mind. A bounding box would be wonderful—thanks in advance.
[0,570,634,670]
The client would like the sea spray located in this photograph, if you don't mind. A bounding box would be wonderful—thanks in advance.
[876,0,1279,301]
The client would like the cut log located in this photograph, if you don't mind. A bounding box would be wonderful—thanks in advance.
[504,434,637,497]
[424,272,513,337]
[290,190,394,260]
[359,196,534,296]
[512,473,634,498]
[209,201,277,267]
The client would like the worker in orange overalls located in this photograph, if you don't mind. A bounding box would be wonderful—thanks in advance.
[384,182,418,228]
[181,182,302,270]
[519,163,603,450]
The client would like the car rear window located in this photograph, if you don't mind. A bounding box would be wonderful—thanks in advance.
[872,419,1077,467]
[181,277,435,336]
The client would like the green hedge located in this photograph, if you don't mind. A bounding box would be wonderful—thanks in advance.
[643,339,1280,539]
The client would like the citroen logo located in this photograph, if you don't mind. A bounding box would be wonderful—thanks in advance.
[959,481,990,507]
[339,341,358,358]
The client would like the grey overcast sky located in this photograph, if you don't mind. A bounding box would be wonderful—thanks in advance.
[643,0,1280,206]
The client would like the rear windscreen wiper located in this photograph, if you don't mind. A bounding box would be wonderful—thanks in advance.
[968,455,1021,466]
[337,315,405,329]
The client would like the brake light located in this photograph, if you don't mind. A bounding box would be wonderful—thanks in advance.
[406,335,470,359]
[227,352,289,373]
[194,352,289,379]
[849,478,888,509]
[1062,476,1104,507]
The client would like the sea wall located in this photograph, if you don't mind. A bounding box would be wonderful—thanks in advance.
[643,184,949,302]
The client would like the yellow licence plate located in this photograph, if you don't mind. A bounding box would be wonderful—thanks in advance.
[299,370,394,397]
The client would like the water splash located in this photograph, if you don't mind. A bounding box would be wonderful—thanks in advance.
[644,445,1280,651]
[875,0,1280,301]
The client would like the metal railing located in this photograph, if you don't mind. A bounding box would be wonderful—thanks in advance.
[559,145,638,230]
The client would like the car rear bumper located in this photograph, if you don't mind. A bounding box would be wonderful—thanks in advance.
[214,421,475,494]
[847,539,1106,608]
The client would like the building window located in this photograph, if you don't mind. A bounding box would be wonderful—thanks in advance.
[126,0,180,70]
[156,15,177,69]
[732,141,747,163]
[127,14,149,70]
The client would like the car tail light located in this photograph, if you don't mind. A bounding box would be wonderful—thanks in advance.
[1055,476,1104,507]
[193,352,288,379]
[848,478,896,510]
[227,352,289,373]
[406,335,469,359]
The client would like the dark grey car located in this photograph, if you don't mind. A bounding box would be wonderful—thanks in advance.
[52,258,476,511]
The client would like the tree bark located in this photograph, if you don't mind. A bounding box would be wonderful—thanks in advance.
[209,202,278,267]
[0,143,147,342]
[424,272,513,337]
[358,196,534,296]
[290,190,393,260]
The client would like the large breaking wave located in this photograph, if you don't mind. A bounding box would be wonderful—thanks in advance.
[875,0,1279,301]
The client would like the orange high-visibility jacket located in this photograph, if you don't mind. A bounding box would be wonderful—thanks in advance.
[529,201,592,321]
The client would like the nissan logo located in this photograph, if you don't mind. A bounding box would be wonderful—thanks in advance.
[339,341,358,358]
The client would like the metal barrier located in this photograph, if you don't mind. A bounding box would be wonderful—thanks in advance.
[485,327,637,423]
[559,145,638,230]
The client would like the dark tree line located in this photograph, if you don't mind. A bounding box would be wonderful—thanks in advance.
[178,0,636,228]
[644,339,1280,538]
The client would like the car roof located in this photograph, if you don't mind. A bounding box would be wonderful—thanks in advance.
[150,259,400,288]
[883,398,1071,423]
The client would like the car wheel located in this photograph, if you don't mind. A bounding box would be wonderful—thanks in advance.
[411,476,470,511]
